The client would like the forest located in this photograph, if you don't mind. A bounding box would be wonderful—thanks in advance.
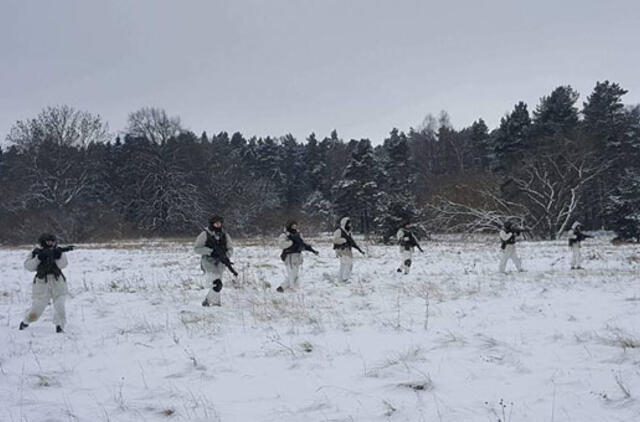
[1,81,639,244]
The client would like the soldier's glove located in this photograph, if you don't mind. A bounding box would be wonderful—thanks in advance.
[31,248,40,258]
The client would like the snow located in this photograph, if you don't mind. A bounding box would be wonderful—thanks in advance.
[1,235,640,421]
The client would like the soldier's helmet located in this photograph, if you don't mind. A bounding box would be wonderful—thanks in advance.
[285,220,298,232]
[38,233,56,247]
[208,215,224,226]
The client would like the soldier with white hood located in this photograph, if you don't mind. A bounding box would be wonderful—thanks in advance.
[567,221,592,270]
[19,233,72,333]
[194,215,235,307]
[396,221,423,275]
[499,221,526,273]
[332,216,365,282]
[276,220,319,292]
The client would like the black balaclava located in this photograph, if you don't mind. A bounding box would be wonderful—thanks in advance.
[285,220,298,234]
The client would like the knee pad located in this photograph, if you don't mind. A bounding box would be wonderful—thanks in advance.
[212,279,223,292]
[404,259,412,267]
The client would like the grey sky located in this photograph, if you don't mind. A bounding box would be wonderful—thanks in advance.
[1,0,639,145]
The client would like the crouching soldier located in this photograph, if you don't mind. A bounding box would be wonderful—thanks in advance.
[194,215,236,307]
[397,222,423,275]
[568,221,592,270]
[276,220,319,292]
[19,233,73,333]
[499,221,526,273]
[333,216,365,283]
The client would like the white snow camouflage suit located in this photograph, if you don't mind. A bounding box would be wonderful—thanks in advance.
[333,217,354,282]
[397,227,415,274]
[22,250,69,329]
[499,229,522,273]
[194,227,234,306]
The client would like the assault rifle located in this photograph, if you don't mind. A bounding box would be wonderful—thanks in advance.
[31,245,75,259]
[280,232,318,262]
[500,227,530,249]
[32,245,75,280]
[509,227,530,236]
[341,229,365,256]
[402,231,424,253]
[569,232,593,246]
[209,241,238,277]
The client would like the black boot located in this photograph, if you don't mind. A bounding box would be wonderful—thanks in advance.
[19,321,29,330]
[276,286,284,293]
[202,299,210,307]
[56,325,64,333]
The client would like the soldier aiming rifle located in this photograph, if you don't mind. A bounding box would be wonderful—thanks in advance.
[20,233,74,333]
[567,221,592,270]
[499,220,528,273]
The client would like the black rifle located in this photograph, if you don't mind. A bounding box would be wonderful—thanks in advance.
[569,232,593,246]
[500,228,529,249]
[401,231,424,253]
[208,240,238,277]
[32,245,74,280]
[31,245,75,258]
[341,229,365,255]
[280,232,318,262]
[511,227,530,236]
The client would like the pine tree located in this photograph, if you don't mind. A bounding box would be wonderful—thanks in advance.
[280,134,308,208]
[492,101,531,172]
[582,81,632,228]
[381,128,414,193]
[332,139,381,234]
[607,168,640,242]
[468,118,491,170]
[583,81,628,151]
[531,85,579,147]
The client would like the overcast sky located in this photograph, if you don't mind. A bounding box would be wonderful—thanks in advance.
[1,0,639,145]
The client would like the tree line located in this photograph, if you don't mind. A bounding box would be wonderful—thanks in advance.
[1,81,639,244]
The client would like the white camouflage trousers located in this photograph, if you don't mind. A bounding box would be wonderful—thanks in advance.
[23,276,68,328]
[204,262,225,305]
[280,253,303,290]
[399,248,413,274]
[570,244,582,269]
[336,249,353,282]
[499,244,522,273]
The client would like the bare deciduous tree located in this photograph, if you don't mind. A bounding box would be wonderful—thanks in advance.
[125,107,183,144]
[505,151,612,238]
[428,150,612,239]
[6,105,110,148]
[127,150,204,232]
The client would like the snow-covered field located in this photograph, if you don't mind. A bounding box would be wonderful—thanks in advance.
[1,235,639,422]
